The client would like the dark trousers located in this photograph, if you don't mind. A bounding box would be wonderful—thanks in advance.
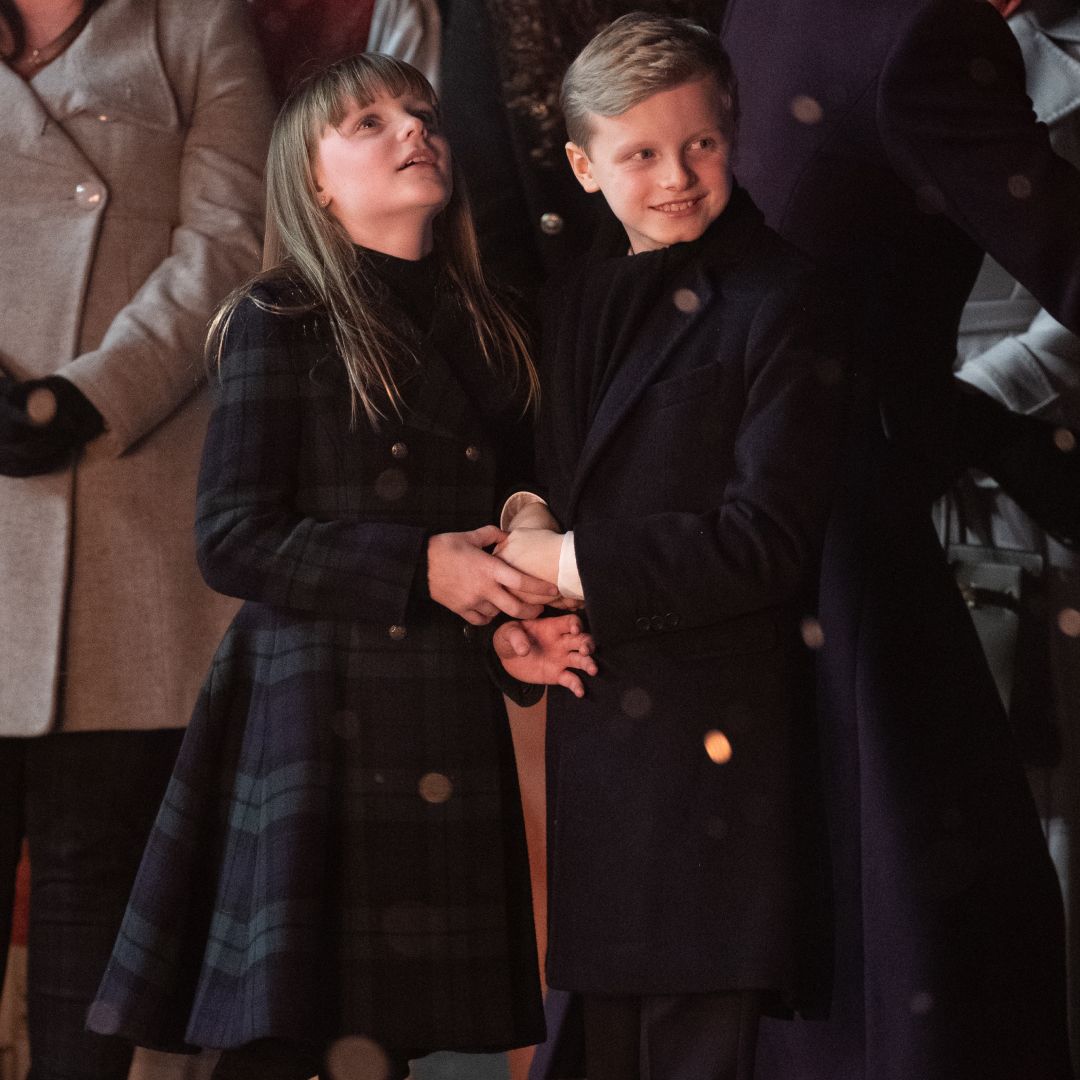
[583,991,763,1080]
[0,729,184,1080]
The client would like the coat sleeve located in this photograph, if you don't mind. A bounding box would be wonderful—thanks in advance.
[879,0,1080,336]
[572,281,847,647]
[60,0,274,455]
[368,0,442,87]
[195,298,429,620]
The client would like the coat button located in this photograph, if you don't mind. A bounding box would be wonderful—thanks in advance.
[539,212,564,236]
[74,180,106,209]
[388,624,407,641]
[650,614,666,632]
[664,612,680,629]
[635,617,651,632]
[464,445,482,462]
[390,441,408,459]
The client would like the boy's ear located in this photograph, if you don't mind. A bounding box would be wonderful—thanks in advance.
[565,142,601,193]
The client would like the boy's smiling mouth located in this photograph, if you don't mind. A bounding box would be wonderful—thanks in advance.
[652,195,706,213]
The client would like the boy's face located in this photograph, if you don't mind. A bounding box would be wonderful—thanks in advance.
[566,76,732,254]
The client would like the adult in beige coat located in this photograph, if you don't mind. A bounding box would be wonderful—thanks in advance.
[0,0,273,1074]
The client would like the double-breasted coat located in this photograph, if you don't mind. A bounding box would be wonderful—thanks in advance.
[720,0,1080,1077]
[537,191,846,999]
[89,279,546,1055]
[0,0,272,737]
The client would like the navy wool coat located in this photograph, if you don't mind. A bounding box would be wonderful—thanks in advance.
[539,191,847,1000]
[721,0,1080,1077]
[88,279,545,1055]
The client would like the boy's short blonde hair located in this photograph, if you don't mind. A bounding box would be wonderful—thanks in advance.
[561,12,738,151]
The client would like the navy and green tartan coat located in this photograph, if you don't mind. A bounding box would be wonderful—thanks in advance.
[89,274,545,1055]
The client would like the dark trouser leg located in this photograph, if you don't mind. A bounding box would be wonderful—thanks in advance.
[583,995,643,1080]
[211,1039,322,1080]
[0,739,27,997]
[24,729,184,1080]
[584,991,764,1080]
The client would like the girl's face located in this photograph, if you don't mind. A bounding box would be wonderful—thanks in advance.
[314,90,452,258]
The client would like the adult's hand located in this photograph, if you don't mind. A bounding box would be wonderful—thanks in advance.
[428,525,558,625]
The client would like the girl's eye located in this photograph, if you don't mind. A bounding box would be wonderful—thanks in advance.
[631,148,654,161]
[356,116,379,131]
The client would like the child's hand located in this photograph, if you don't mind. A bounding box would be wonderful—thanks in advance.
[428,526,558,625]
[493,528,563,588]
[493,614,598,698]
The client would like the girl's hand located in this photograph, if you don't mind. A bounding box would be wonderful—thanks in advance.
[493,614,598,698]
[428,526,558,625]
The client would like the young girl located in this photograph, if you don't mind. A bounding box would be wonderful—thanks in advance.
[88,53,594,1080]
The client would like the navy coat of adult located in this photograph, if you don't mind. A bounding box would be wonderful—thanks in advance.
[537,190,846,1000]
[720,1,1080,1077]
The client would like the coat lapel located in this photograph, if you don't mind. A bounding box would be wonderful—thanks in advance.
[0,61,92,174]
[401,340,481,441]
[566,263,714,518]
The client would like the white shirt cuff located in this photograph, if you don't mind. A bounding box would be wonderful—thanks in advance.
[499,490,548,531]
[558,531,584,601]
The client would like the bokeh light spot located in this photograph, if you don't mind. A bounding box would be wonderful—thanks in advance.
[790,95,824,125]
[1057,608,1080,638]
[375,467,408,502]
[704,730,733,765]
[326,1035,392,1080]
[418,772,454,804]
[1053,427,1076,453]
[1007,174,1032,200]
[673,287,701,314]
[800,617,826,650]
[621,687,653,719]
[910,991,935,1016]
[26,386,58,426]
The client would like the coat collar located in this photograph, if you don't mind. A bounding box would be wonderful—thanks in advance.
[13,0,178,132]
[1013,8,1080,125]
[564,187,764,518]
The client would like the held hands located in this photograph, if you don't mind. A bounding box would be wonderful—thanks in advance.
[428,525,558,625]
[493,614,598,698]
[494,527,583,611]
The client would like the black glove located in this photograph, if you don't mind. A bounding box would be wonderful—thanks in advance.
[957,381,1080,549]
[0,376,105,477]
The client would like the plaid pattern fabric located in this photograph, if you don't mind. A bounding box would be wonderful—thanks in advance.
[89,292,544,1054]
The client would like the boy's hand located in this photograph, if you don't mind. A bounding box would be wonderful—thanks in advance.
[494,528,563,588]
[493,614,598,698]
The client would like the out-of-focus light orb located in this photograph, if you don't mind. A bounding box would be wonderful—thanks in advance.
[704,730,733,765]
[621,687,653,719]
[800,617,826,650]
[673,287,701,314]
[790,95,824,125]
[26,386,58,426]
[1007,173,1032,200]
[375,467,408,502]
[1054,427,1077,453]
[326,1035,392,1080]
[910,991,935,1016]
[1057,608,1080,638]
[418,772,454,804]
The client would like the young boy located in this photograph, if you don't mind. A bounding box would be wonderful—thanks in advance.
[495,14,847,1080]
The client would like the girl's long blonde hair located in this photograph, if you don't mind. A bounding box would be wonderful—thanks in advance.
[208,53,538,425]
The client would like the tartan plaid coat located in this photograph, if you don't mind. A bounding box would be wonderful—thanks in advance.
[88,279,545,1056]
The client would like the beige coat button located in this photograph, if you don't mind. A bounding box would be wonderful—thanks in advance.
[540,212,564,236]
[390,441,409,459]
[74,181,106,208]
[464,445,481,462]
[388,624,407,641]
